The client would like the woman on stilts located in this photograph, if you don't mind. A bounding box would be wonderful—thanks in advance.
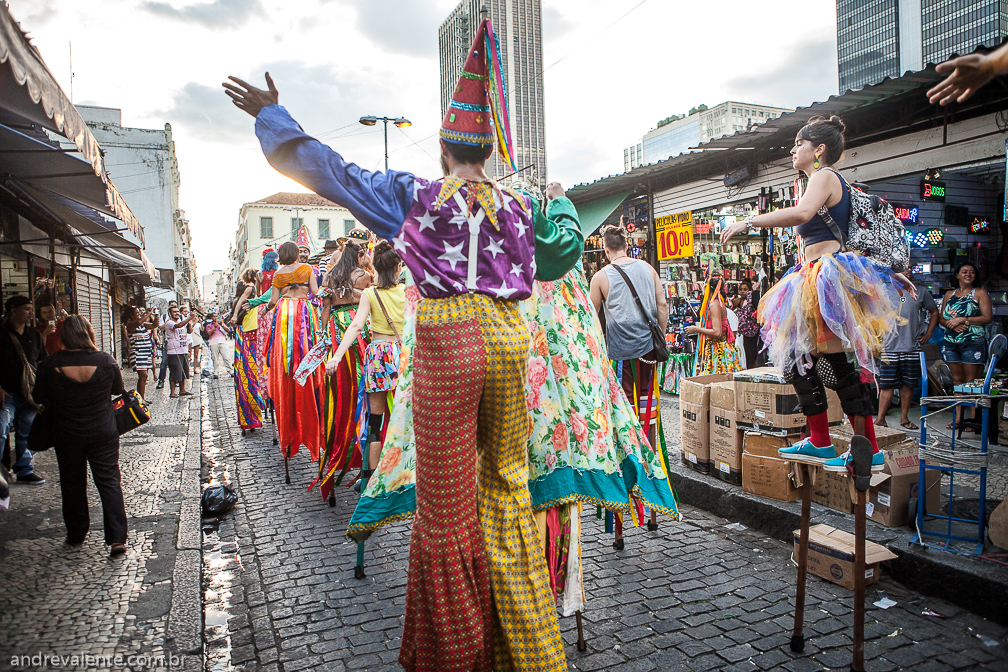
[316,236,373,500]
[264,241,325,480]
[230,267,267,434]
[326,241,403,488]
[720,115,909,472]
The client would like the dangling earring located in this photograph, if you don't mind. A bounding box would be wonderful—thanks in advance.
[813,154,821,170]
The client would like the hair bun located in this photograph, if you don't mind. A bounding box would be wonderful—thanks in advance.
[373,240,393,256]
[827,115,846,133]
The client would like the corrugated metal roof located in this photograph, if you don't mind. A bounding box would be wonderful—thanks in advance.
[568,50,1008,206]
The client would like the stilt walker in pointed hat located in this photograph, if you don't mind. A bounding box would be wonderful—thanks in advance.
[225,16,583,672]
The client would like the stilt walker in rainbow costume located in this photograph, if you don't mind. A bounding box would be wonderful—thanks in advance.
[224,16,583,671]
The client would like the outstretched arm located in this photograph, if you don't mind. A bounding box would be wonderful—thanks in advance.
[928,43,1008,106]
[223,74,415,241]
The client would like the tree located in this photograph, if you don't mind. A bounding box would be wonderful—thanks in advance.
[688,104,709,116]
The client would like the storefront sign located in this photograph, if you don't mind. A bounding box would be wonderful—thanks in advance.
[921,179,946,201]
[892,203,919,224]
[616,195,650,233]
[655,211,694,260]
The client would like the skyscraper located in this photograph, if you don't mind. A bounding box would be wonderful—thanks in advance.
[439,0,547,185]
[837,0,1008,92]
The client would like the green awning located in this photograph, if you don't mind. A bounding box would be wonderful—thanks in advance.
[573,190,632,238]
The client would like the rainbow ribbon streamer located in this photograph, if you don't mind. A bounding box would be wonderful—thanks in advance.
[484,20,518,174]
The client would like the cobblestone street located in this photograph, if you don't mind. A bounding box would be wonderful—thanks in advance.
[201,377,1008,672]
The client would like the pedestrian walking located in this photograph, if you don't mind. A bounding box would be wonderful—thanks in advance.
[204,311,233,378]
[326,240,402,481]
[0,295,46,485]
[160,304,197,398]
[189,307,204,376]
[876,269,938,429]
[34,315,128,555]
[230,268,265,432]
[264,241,325,464]
[939,262,992,428]
[124,305,157,399]
[155,300,178,390]
[35,302,63,356]
[180,304,196,379]
[720,115,910,473]
[224,19,584,667]
[589,223,668,440]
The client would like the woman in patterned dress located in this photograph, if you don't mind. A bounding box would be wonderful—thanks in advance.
[125,306,156,399]
[688,278,744,375]
[230,268,266,433]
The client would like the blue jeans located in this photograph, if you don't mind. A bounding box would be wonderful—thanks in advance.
[1,394,37,477]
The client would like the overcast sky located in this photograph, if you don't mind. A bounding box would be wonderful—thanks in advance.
[9,0,838,276]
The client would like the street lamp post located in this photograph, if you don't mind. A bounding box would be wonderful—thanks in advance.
[282,206,312,242]
[358,115,412,171]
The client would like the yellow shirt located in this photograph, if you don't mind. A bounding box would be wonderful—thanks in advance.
[366,286,405,337]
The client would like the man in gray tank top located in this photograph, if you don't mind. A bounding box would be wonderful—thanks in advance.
[589,223,668,545]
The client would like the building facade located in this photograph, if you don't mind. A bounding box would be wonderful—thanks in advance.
[231,192,360,283]
[624,102,790,171]
[838,0,1008,92]
[439,0,547,185]
[73,106,198,301]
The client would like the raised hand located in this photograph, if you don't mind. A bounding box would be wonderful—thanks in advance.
[222,72,279,118]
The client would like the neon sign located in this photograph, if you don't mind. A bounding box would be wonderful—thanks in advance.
[893,205,919,224]
[970,218,990,234]
[921,179,946,201]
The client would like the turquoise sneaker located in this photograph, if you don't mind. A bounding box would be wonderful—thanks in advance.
[777,438,836,461]
[823,449,885,473]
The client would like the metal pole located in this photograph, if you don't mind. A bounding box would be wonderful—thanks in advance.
[383,119,389,172]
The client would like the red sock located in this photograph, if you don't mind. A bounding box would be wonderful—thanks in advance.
[807,411,831,448]
[849,414,881,454]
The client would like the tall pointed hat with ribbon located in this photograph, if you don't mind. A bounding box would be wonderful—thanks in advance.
[439,18,518,173]
[295,225,317,254]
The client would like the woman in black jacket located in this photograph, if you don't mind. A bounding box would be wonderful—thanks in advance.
[34,315,128,556]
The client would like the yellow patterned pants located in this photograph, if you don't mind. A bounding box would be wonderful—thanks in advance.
[401,293,566,672]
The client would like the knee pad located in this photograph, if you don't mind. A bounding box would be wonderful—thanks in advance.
[784,364,830,417]
[367,413,384,442]
[817,353,878,417]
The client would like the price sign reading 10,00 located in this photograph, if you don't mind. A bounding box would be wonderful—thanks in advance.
[655,211,694,260]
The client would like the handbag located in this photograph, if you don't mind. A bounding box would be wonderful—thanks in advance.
[610,263,669,364]
[28,407,53,452]
[8,331,40,409]
[113,390,151,435]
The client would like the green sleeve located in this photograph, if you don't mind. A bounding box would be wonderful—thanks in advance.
[527,193,584,281]
[248,293,271,307]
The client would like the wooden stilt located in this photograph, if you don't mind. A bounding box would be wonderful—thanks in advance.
[575,611,586,651]
[791,464,812,654]
[354,541,366,579]
[850,435,872,672]
[271,406,279,446]
[284,449,291,485]
[647,508,658,532]
[613,512,624,551]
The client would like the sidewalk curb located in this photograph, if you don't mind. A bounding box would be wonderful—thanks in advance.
[166,391,204,661]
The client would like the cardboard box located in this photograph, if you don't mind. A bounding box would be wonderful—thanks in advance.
[862,444,942,527]
[679,374,733,474]
[831,423,907,452]
[742,452,800,502]
[743,431,802,458]
[709,381,743,484]
[811,467,855,514]
[793,524,898,590]
[733,368,842,432]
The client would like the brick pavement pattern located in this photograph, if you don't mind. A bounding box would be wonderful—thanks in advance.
[204,378,1007,671]
[0,370,202,672]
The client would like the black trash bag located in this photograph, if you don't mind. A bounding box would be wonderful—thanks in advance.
[201,484,238,517]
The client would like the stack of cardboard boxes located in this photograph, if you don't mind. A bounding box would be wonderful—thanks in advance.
[678,368,938,525]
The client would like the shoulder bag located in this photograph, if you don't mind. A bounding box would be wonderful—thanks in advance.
[113,390,151,435]
[8,331,40,409]
[609,263,669,364]
[371,288,402,344]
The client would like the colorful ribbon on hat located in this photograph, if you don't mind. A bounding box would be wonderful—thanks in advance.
[484,20,518,174]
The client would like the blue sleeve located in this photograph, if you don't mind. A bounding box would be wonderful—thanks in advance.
[255,105,415,240]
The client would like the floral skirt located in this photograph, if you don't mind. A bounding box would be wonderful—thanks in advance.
[364,339,402,393]
[697,339,744,376]
[758,252,903,376]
